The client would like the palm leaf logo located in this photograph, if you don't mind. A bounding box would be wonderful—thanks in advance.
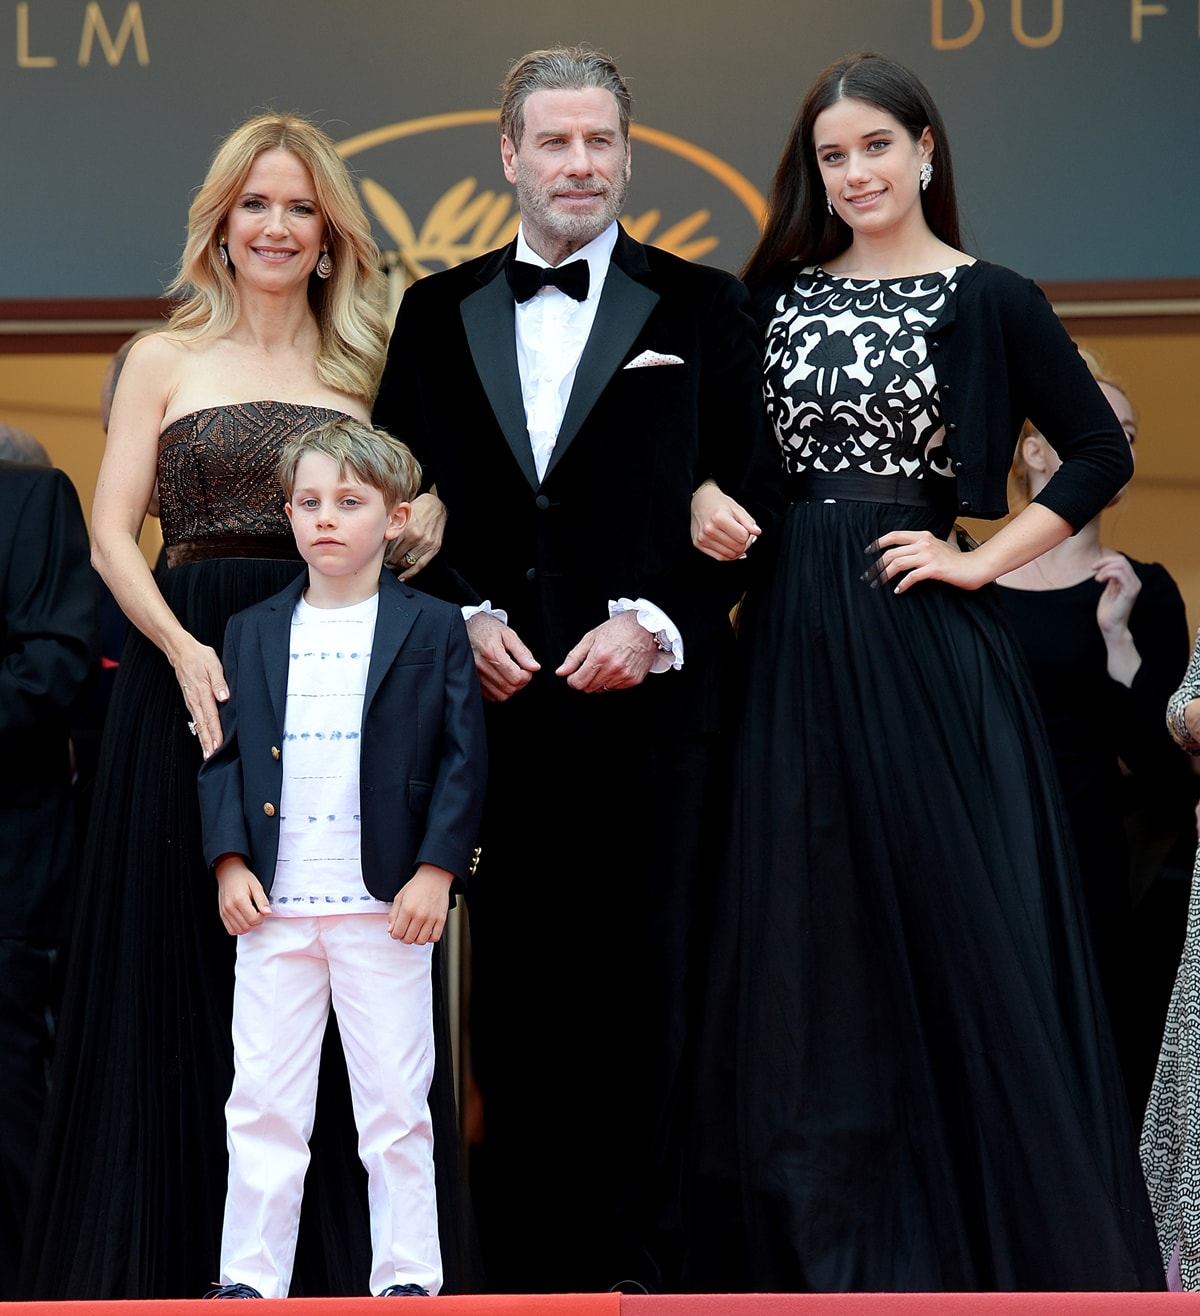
[361,177,721,303]
[621,208,718,262]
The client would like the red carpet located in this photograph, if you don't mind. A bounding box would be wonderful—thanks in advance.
[5,1294,1199,1313]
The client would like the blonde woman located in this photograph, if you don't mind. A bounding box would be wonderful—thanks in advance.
[23,114,465,1299]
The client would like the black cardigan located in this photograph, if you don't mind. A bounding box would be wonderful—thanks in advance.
[752,259,1133,528]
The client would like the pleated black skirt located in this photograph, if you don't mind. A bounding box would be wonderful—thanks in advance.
[684,495,1164,1292]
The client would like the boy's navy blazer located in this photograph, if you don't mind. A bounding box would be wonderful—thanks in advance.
[198,568,486,901]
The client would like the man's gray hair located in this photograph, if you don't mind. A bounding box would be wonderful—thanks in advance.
[499,46,632,148]
[0,422,51,466]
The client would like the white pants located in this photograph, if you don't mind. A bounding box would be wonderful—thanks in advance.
[220,913,440,1297]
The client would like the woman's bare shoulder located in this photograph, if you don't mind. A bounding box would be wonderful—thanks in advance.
[123,329,197,376]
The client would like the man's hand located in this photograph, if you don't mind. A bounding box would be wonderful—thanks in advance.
[467,612,540,702]
[215,854,270,935]
[388,864,453,944]
[556,611,656,693]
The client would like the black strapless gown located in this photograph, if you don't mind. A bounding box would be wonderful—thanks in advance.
[22,403,478,1298]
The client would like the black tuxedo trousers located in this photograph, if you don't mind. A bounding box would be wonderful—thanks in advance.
[467,666,727,1292]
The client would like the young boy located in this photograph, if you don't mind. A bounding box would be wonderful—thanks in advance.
[197,418,485,1299]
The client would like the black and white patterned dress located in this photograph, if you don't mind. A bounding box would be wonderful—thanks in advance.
[1142,632,1200,1288]
[764,266,957,485]
[685,267,1163,1292]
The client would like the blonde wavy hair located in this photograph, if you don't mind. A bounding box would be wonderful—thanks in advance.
[166,113,388,404]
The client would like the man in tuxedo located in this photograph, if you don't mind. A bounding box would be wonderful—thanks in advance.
[373,45,776,1294]
[0,459,96,1298]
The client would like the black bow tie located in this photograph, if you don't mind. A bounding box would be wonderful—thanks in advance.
[505,257,590,303]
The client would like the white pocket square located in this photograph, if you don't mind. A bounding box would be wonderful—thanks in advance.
[623,350,685,369]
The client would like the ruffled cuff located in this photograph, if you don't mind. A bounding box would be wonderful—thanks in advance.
[462,600,509,626]
[608,596,683,673]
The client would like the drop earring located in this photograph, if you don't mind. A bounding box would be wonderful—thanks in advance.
[919,161,933,191]
[218,239,229,269]
[316,248,333,279]
[825,192,833,215]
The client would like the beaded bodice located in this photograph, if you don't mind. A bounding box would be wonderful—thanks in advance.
[157,401,350,547]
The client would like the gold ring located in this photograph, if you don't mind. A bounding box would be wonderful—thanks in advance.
[402,551,418,568]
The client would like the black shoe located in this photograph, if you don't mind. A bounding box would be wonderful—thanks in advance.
[378,1282,430,1296]
[204,1282,264,1299]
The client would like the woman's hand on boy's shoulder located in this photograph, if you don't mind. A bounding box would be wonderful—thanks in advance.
[393,491,447,581]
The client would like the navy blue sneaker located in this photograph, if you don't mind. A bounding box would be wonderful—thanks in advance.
[204,1282,263,1298]
[378,1282,430,1296]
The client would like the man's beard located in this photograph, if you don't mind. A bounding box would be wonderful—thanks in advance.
[514,161,628,254]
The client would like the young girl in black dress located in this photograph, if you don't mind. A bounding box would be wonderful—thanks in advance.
[685,52,1164,1292]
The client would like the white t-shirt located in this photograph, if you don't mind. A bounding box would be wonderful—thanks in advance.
[271,593,391,916]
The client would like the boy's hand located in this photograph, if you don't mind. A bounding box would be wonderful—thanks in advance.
[215,854,271,935]
[387,864,453,945]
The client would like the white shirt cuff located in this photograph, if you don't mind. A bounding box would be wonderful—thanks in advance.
[462,600,509,626]
[609,597,683,673]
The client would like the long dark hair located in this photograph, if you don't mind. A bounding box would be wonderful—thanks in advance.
[742,52,964,285]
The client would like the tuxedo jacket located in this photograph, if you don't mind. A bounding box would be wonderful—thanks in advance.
[373,227,779,737]
[0,462,96,939]
[197,569,486,901]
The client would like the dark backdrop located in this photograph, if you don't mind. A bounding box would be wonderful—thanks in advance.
[4,0,1196,297]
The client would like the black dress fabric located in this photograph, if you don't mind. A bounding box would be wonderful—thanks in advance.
[997,565,1193,1109]
[684,270,1164,1292]
[21,402,477,1299]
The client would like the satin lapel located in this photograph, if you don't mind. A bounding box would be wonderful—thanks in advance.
[461,258,539,492]
[545,258,659,481]
[365,575,420,711]
[259,586,301,735]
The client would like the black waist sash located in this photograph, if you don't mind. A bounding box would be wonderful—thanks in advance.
[789,469,954,509]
